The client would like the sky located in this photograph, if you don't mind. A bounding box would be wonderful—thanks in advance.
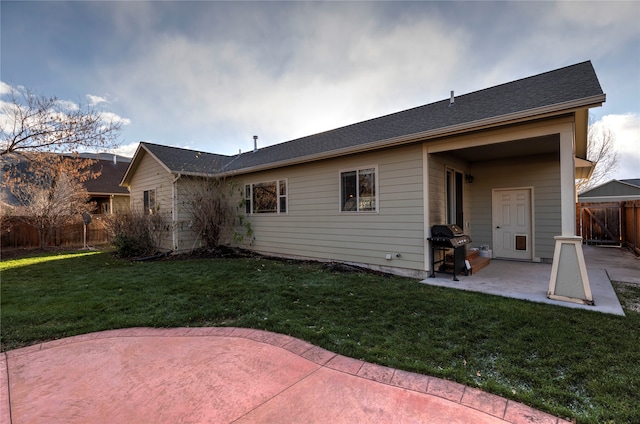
[1,1,639,180]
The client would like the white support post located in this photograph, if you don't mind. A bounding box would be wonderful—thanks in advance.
[548,125,593,305]
[548,236,593,304]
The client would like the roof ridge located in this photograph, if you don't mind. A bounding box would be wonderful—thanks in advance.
[243,61,599,156]
[455,60,596,99]
[618,178,640,189]
[140,141,232,158]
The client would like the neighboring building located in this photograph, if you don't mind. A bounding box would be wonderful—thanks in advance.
[1,153,131,215]
[1,153,131,249]
[122,61,605,284]
[577,179,640,250]
[578,179,640,203]
[79,153,131,214]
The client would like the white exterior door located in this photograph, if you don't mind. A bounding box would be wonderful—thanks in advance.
[493,188,532,260]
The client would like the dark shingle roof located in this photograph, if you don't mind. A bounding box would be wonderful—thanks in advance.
[141,143,233,174]
[579,179,640,198]
[620,179,640,188]
[84,159,130,195]
[134,61,604,178]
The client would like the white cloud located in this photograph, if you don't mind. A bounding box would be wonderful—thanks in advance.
[57,1,632,160]
[87,94,108,106]
[592,113,640,180]
[110,142,139,158]
[100,111,131,126]
[99,3,472,153]
[0,81,13,96]
[553,1,639,31]
[54,99,80,112]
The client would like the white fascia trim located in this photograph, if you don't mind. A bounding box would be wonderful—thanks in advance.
[121,143,174,186]
[579,195,640,203]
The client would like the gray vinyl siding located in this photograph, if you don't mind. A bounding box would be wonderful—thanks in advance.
[128,152,174,250]
[468,153,561,260]
[234,144,426,275]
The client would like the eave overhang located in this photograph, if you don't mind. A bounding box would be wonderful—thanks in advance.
[575,157,595,180]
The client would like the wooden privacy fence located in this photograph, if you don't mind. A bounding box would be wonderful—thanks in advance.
[622,200,640,255]
[577,201,640,254]
[1,216,110,250]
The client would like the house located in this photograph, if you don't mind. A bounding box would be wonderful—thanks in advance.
[578,179,640,203]
[578,179,640,252]
[121,61,605,303]
[78,153,131,215]
[1,153,130,248]
[1,153,130,216]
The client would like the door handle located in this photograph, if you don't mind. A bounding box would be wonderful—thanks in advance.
[496,226,501,229]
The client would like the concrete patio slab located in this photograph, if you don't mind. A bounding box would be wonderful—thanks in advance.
[421,245,636,316]
[1,328,570,424]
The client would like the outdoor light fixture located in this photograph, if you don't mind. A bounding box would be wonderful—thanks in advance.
[465,174,474,184]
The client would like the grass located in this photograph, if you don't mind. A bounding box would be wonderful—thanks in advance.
[2,249,639,423]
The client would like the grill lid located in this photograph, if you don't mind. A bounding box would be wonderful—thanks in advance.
[431,224,464,238]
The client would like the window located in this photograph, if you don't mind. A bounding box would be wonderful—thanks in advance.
[143,189,156,215]
[245,180,287,214]
[340,167,377,212]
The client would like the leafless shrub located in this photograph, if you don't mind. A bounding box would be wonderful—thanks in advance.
[104,211,170,258]
[181,176,250,250]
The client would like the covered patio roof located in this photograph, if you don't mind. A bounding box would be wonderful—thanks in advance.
[431,132,594,179]
[421,245,637,316]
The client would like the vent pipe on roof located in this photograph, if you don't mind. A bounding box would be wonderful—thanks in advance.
[253,135,258,152]
[449,90,455,107]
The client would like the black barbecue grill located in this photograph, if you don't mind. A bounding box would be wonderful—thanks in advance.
[428,224,472,281]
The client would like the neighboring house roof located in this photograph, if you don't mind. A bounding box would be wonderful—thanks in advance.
[77,152,132,163]
[84,158,131,196]
[1,155,130,208]
[578,179,640,202]
[620,179,640,188]
[122,61,605,185]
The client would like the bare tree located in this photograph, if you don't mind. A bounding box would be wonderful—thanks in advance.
[1,85,122,159]
[1,84,124,248]
[576,123,620,194]
[4,153,98,248]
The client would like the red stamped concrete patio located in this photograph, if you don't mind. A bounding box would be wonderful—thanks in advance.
[1,327,569,423]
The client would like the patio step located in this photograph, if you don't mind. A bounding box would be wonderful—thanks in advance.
[467,250,491,275]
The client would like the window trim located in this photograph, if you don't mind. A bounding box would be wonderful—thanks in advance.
[244,179,288,215]
[339,165,379,213]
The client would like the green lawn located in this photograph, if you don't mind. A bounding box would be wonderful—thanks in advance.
[1,250,639,423]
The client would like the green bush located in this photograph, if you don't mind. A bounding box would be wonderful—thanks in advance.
[111,233,150,258]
